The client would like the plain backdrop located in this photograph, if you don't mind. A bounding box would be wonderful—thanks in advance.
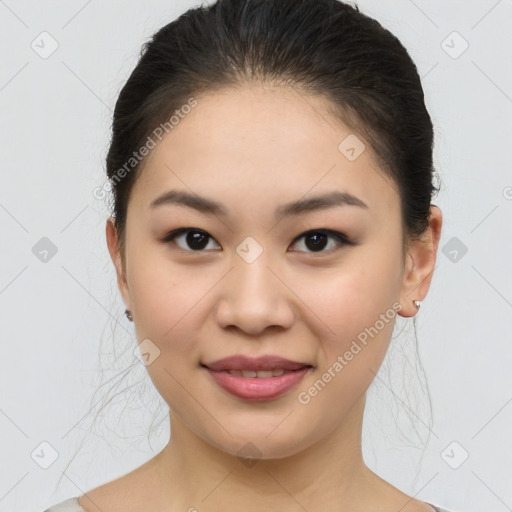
[1,1,511,511]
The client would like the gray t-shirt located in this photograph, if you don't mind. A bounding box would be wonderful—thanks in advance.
[42,496,457,511]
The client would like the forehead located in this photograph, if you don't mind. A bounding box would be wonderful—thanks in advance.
[130,84,399,220]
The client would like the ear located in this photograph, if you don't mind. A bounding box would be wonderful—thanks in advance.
[397,205,443,318]
[106,217,131,309]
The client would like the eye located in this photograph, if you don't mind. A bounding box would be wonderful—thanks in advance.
[162,228,220,252]
[163,227,354,254]
[290,229,354,254]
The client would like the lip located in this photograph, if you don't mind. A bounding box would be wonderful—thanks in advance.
[204,366,312,401]
[201,354,312,372]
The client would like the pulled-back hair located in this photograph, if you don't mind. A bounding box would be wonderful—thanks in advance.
[105,0,440,261]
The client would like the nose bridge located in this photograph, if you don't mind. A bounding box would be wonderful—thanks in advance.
[231,247,278,307]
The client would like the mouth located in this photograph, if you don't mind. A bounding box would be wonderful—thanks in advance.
[201,364,313,401]
[199,354,314,401]
[201,354,314,374]
[200,364,313,379]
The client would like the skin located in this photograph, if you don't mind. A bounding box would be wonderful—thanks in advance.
[82,83,442,512]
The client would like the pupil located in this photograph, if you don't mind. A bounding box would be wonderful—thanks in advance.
[306,232,327,251]
[187,231,208,250]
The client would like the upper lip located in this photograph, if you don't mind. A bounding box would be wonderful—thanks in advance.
[202,355,313,372]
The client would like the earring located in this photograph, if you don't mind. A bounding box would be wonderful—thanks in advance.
[413,300,421,310]
[125,309,133,321]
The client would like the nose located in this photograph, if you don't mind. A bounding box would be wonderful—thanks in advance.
[215,255,295,336]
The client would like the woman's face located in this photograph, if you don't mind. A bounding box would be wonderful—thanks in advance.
[107,84,435,459]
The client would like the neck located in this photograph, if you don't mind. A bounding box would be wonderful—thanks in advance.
[152,394,383,511]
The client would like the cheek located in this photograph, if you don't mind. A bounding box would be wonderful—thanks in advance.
[294,269,398,422]
[135,286,204,353]
[128,261,209,412]
[297,259,398,338]
[127,246,207,354]
[297,256,401,385]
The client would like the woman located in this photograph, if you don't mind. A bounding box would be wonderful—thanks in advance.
[44,0,453,510]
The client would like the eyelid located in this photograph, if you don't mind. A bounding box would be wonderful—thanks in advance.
[290,229,353,247]
[162,227,219,250]
[162,227,356,253]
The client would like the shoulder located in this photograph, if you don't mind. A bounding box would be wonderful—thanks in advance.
[426,503,461,512]
[42,497,86,512]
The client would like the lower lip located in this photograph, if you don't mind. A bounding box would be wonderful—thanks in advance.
[204,367,311,401]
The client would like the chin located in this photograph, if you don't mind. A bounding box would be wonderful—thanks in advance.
[203,425,316,462]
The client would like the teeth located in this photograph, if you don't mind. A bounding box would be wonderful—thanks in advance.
[227,369,287,378]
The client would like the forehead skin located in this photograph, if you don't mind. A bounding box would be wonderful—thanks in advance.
[128,83,402,249]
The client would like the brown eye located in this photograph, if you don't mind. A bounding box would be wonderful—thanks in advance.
[162,227,354,254]
[163,228,220,251]
[290,229,353,253]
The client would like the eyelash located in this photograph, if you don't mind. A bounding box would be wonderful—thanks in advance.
[162,227,355,254]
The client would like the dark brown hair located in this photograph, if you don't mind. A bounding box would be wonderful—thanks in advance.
[105,0,440,262]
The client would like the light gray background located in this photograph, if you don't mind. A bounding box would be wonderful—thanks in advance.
[1,1,511,511]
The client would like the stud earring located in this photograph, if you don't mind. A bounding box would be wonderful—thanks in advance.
[413,300,421,311]
[125,309,133,321]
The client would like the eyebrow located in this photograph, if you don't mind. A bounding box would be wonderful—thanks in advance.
[149,189,368,219]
